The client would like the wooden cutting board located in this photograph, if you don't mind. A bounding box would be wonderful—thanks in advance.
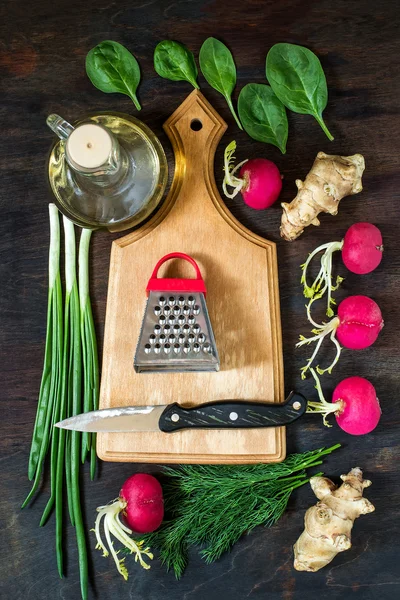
[98,90,285,464]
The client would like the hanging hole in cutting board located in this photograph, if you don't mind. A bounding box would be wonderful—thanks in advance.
[190,119,203,131]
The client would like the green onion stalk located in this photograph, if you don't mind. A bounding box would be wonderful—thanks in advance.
[79,228,99,479]
[23,204,63,505]
[63,216,88,600]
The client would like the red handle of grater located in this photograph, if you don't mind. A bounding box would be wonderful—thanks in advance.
[146,253,207,296]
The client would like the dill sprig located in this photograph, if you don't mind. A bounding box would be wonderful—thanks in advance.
[124,444,340,578]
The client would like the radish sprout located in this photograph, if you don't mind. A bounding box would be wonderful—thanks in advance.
[307,368,344,426]
[297,315,342,379]
[222,140,248,199]
[94,499,153,580]
[301,240,344,317]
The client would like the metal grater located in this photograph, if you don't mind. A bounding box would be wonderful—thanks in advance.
[134,253,220,373]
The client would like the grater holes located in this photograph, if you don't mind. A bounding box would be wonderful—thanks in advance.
[188,315,196,325]
[159,296,166,306]
[168,296,175,306]
[168,334,176,343]
[159,315,166,325]
[144,344,151,353]
[183,305,190,315]
[193,305,200,315]
[164,324,171,334]
[178,315,185,325]
[149,334,157,344]
[198,333,206,343]
[154,325,162,335]
[178,296,185,306]
[163,305,171,316]
[193,343,200,353]
[164,343,171,353]
[182,324,190,335]
[173,305,180,316]
[183,343,191,353]
[159,334,166,344]
[154,306,161,316]
[173,343,181,353]
[173,324,180,334]
[188,333,196,344]
[154,344,161,353]
[178,334,185,344]
[168,315,175,325]
[203,343,211,353]
[192,324,201,334]
[188,296,195,306]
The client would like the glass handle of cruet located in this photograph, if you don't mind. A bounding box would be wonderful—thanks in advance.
[46,114,75,140]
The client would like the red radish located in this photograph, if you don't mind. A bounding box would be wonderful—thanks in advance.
[333,376,381,435]
[94,473,163,580]
[120,473,164,533]
[307,369,381,435]
[336,295,383,350]
[223,140,282,209]
[302,223,383,316]
[342,223,383,274]
[297,295,384,378]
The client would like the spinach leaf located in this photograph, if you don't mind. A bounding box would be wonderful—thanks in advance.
[199,37,243,130]
[154,40,199,89]
[86,40,141,111]
[238,83,288,154]
[266,43,333,140]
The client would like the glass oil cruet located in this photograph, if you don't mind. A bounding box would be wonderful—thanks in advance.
[46,112,168,231]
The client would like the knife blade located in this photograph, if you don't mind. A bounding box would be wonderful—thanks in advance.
[55,392,307,433]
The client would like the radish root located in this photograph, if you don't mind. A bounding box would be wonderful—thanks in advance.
[301,241,344,317]
[297,316,342,379]
[222,140,248,199]
[281,152,365,241]
[306,368,344,427]
[93,498,153,580]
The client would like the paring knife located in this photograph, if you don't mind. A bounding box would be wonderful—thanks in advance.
[55,392,307,433]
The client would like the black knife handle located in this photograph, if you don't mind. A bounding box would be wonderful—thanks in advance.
[158,392,307,433]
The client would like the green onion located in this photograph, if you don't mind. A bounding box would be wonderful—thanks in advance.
[79,228,99,477]
[23,204,63,506]
[63,216,88,600]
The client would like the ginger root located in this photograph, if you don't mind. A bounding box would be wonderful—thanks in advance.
[281,152,365,241]
[293,467,374,572]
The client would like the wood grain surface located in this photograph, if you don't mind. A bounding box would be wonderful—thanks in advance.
[1,0,399,599]
[99,90,285,463]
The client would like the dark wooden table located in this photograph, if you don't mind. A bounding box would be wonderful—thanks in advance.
[1,0,399,598]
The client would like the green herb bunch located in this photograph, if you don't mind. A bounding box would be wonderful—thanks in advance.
[133,444,340,578]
